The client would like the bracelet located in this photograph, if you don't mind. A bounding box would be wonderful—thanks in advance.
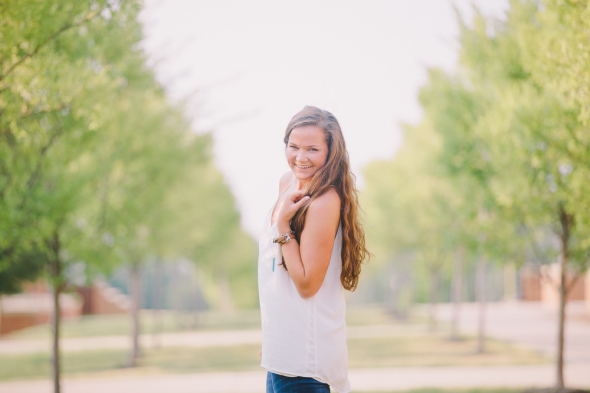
[273,231,295,246]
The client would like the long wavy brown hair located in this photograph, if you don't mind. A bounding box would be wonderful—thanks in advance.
[283,106,370,291]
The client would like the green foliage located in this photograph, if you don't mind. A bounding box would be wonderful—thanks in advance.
[361,1,590,387]
[0,0,147,292]
[0,0,256,305]
[363,120,460,264]
[362,0,590,304]
[0,247,45,294]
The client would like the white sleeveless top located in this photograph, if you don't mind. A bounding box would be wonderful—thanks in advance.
[258,195,350,393]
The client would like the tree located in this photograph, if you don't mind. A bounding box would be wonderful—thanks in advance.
[0,0,116,294]
[1,1,258,390]
[529,3,590,381]
[363,118,461,330]
[418,65,518,352]
[446,1,590,386]
[1,0,166,390]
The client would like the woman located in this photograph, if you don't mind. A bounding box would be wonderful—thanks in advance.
[258,106,369,393]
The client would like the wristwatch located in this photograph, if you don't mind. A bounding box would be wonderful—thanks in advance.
[273,231,295,246]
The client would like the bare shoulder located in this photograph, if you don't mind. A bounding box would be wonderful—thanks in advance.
[278,171,295,194]
[302,187,341,237]
[308,187,341,219]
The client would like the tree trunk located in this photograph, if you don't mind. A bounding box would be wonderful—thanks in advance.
[503,262,517,301]
[152,259,163,349]
[192,273,201,328]
[127,261,141,367]
[0,295,3,337]
[451,246,464,341]
[556,204,573,389]
[477,257,486,354]
[556,258,567,389]
[217,271,234,313]
[51,281,61,393]
[429,267,439,333]
[48,230,64,393]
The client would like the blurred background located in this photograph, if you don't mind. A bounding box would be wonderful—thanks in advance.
[1,1,589,393]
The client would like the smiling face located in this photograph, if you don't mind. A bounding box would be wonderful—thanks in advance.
[286,125,329,185]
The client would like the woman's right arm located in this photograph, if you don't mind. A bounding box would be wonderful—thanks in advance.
[276,188,341,298]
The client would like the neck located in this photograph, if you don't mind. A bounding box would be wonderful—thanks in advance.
[296,178,311,192]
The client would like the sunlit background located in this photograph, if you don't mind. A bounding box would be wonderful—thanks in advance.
[139,0,510,237]
[1,1,590,393]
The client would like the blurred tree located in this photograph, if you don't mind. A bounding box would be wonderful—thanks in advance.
[447,1,590,386]
[507,1,590,387]
[162,157,258,312]
[363,118,460,331]
[0,248,45,295]
[0,0,256,389]
[418,65,517,352]
[0,0,114,293]
[1,2,138,391]
[99,92,257,364]
[531,2,590,382]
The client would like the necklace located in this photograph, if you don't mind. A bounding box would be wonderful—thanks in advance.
[270,228,279,272]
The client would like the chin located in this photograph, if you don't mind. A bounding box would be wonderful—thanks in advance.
[296,174,315,183]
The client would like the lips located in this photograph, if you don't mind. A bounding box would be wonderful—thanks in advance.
[295,163,312,169]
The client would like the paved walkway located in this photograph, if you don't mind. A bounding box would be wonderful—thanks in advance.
[426,300,590,363]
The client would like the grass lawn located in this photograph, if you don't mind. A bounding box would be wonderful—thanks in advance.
[0,345,262,381]
[6,304,397,340]
[347,335,548,368]
[6,309,264,340]
[0,332,549,381]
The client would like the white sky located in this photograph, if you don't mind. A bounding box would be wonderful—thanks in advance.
[138,0,509,238]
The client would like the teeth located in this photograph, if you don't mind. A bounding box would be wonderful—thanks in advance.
[296,164,311,169]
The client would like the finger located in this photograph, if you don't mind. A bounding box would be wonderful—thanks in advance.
[295,195,311,207]
[290,190,306,201]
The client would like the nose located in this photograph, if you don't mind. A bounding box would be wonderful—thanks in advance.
[296,149,308,163]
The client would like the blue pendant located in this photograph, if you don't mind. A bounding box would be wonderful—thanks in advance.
[272,257,275,272]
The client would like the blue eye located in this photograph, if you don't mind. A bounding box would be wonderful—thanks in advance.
[310,148,318,152]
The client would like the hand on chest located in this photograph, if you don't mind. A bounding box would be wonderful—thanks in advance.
[270,195,288,227]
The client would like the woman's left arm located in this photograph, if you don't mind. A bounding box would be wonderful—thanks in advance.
[277,189,341,298]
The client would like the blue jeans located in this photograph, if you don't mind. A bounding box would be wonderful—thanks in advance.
[266,371,331,393]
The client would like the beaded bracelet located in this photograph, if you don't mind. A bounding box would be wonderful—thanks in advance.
[273,230,295,246]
